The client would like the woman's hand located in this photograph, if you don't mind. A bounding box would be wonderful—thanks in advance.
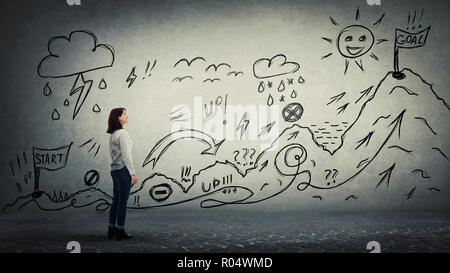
[131,174,138,185]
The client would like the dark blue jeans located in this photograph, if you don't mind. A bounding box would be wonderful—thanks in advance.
[109,167,132,227]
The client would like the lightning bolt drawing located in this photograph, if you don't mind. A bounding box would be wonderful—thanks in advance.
[69,73,93,120]
[126,66,137,88]
[236,113,250,140]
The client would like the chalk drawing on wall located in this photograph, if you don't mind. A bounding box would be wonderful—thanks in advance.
[37,30,115,120]
[4,6,449,212]
[322,7,388,74]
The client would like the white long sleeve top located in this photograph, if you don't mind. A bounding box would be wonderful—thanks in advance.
[109,129,136,176]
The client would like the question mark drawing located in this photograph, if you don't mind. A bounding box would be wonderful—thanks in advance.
[325,169,332,180]
[66,241,81,253]
[366,241,381,253]
[233,151,240,162]
[249,148,256,165]
[243,148,249,161]
[332,169,339,182]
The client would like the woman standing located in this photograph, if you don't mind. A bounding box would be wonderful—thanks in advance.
[106,107,138,241]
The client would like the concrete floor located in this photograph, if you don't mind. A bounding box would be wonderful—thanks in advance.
[0,207,449,253]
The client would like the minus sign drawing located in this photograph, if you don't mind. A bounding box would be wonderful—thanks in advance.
[155,190,167,195]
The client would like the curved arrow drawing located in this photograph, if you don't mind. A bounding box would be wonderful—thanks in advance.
[142,129,225,168]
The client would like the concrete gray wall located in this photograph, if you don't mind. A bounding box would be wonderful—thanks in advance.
[1,0,449,214]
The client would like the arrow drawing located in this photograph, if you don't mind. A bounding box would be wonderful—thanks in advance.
[336,103,349,115]
[355,131,374,150]
[287,131,299,141]
[405,187,416,200]
[327,92,346,105]
[376,163,395,189]
[355,86,374,104]
[142,129,225,168]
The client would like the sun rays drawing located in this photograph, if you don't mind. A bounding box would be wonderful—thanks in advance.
[321,7,388,74]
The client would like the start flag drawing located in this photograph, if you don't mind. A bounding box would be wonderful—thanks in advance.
[32,142,73,198]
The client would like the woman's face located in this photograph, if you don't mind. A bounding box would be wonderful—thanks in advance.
[118,110,128,126]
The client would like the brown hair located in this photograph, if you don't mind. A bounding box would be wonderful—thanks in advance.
[107,107,125,134]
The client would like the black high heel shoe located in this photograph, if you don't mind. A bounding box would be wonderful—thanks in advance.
[115,229,132,241]
[107,227,117,240]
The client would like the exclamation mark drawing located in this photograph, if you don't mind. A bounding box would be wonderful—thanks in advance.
[143,59,157,79]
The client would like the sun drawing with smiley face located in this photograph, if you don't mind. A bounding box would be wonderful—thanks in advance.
[321,7,388,75]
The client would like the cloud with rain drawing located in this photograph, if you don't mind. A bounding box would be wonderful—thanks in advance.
[37,30,115,78]
[253,54,300,79]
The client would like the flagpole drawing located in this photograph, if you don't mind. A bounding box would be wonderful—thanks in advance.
[32,142,73,198]
[393,26,431,79]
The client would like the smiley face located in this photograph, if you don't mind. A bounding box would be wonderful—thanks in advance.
[337,25,374,58]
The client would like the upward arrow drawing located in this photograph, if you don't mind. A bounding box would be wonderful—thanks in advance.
[376,163,395,189]
[388,109,406,139]
[336,103,349,115]
[327,92,346,105]
[355,131,375,150]
[355,86,374,104]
